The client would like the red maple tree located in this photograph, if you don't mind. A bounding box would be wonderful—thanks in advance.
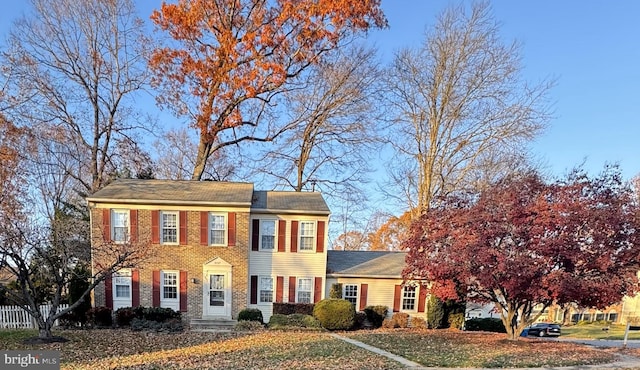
[149,0,387,180]
[403,167,640,340]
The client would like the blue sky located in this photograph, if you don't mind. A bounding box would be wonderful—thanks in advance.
[1,0,639,181]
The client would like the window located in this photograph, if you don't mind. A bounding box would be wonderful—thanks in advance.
[402,286,416,311]
[344,284,358,306]
[609,312,618,322]
[210,214,226,245]
[259,276,274,303]
[114,269,131,298]
[161,211,178,244]
[112,210,129,243]
[162,271,178,299]
[297,278,313,303]
[299,221,315,251]
[260,220,276,250]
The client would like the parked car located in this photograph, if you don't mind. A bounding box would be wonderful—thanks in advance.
[526,322,561,337]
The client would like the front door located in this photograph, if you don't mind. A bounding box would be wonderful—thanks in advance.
[204,271,231,317]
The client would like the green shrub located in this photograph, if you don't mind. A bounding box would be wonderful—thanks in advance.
[238,308,263,323]
[88,306,112,327]
[268,314,289,328]
[427,295,445,329]
[66,264,91,327]
[130,318,183,332]
[329,283,343,299]
[353,311,367,330]
[464,318,506,333]
[411,316,427,329]
[313,299,355,330]
[115,307,138,327]
[141,307,181,322]
[364,305,388,328]
[267,313,321,329]
[272,302,315,315]
[234,320,265,331]
[448,313,465,330]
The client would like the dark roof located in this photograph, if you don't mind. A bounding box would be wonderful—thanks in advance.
[251,191,330,215]
[326,250,407,278]
[87,179,254,206]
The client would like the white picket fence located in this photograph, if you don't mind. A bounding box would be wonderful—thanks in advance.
[0,304,69,329]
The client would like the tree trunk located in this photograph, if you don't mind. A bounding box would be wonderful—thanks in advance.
[38,326,53,339]
[192,136,210,180]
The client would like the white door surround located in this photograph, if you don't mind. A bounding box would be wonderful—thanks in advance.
[202,257,232,319]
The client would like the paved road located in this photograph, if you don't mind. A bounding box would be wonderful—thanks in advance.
[555,337,640,349]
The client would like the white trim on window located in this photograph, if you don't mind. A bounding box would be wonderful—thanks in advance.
[209,213,227,246]
[298,221,316,252]
[297,277,313,304]
[161,211,179,245]
[259,219,277,251]
[258,276,274,304]
[113,269,132,299]
[344,284,358,306]
[160,270,180,310]
[111,209,129,243]
[402,286,417,312]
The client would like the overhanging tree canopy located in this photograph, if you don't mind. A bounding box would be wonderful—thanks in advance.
[149,0,387,180]
[403,166,640,340]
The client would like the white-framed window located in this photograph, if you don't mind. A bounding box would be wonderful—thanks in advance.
[161,211,178,244]
[344,284,358,306]
[112,209,129,243]
[113,269,132,299]
[162,271,178,300]
[402,286,416,311]
[299,221,315,251]
[297,278,313,303]
[259,276,274,303]
[210,214,226,245]
[259,220,276,251]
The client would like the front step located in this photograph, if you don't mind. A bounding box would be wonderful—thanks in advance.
[190,318,237,332]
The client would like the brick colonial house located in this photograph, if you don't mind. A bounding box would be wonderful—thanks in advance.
[87,179,330,325]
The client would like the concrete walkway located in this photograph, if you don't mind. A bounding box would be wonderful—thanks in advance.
[330,333,640,369]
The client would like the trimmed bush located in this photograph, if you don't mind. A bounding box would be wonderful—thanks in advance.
[88,306,112,327]
[353,311,367,330]
[329,283,343,299]
[272,302,315,316]
[115,307,138,327]
[130,317,183,332]
[364,305,388,328]
[448,313,465,330]
[313,299,355,330]
[411,316,427,329]
[427,295,445,329]
[234,320,265,331]
[238,308,263,323]
[464,318,506,333]
[389,312,410,328]
[267,314,321,330]
[141,307,181,322]
[382,318,394,329]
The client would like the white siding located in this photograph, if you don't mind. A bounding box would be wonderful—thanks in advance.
[248,215,328,321]
[326,277,403,317]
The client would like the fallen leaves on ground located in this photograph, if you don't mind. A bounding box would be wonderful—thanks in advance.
[6,330,402,370]
[347,329,616,368]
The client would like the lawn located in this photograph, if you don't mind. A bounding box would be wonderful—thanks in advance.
[561,323,640,340]
[347,330,616,368]
[0,328,624,369]
[0,329,402,370]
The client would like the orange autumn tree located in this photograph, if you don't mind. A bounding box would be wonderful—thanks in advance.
[150,0,387,180]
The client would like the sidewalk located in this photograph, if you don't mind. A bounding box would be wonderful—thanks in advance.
[330,333,640,369]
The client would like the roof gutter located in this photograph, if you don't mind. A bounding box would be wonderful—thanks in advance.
[86,198,252,207]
